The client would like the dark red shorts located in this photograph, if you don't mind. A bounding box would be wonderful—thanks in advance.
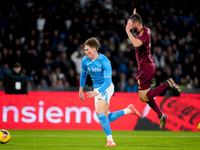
[136,65,155,90]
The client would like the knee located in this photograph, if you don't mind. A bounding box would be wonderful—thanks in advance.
[95,110,101,115]
[95,108,104,115]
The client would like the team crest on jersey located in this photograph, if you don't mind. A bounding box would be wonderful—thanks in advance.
[87,67,91,71]
[87,62,92,66]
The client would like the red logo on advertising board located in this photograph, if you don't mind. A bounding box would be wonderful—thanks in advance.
[160,96,200,131]
[144,94,200,131]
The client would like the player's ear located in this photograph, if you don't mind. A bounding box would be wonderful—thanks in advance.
[93,47,97,51]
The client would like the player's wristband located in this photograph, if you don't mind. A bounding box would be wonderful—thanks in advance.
[94,89,100,95]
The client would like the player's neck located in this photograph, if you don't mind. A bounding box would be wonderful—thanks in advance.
[137,25,143,32]
[91,52,99,60]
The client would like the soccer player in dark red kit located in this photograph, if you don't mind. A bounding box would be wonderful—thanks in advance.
[126,9,181,130]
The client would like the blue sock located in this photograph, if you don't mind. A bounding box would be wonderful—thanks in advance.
[97,113,112,136]
[108,110,125,122]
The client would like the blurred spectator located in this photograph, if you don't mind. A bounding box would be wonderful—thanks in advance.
[172,67,182,84]
[178,77,186,90]
[185,75,193,89]
[0,63,11,80]
[193,77,200,88]
[38,78,49,90]
[119,38,128,53]
[125,77,138,92]
[117,72,126,92]
[167,54,176,71]
[155,69,164,86]
[39,68,51,86]
[164,65,172,79]
[3,62,28,94]
[161,35,171,49]
[152,46,166,69]
[36,13,46,32]
[51,67,65,82]
[60,52,72,74]
[66,68,77,87]
[114,52,128,74]
[0,0,199,92]
[112,69,119,90]
[70,44,85,74]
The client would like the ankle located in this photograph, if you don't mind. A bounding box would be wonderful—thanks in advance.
[123,108,131,114]
[107,135,113,141]
[159,113,163,119]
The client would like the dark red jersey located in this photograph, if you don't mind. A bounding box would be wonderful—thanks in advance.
[135,26,155,71]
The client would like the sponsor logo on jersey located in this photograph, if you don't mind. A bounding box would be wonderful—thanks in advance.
[87,67,102,72]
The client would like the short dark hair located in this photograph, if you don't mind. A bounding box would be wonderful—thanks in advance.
[13,62,21,68]
[84,37,99,51]
[129,13,142,24]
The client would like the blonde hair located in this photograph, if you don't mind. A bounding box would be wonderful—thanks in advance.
[84,37,99,51]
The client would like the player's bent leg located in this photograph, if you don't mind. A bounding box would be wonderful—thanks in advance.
[146,83,169,99]
[104,103,109,118]
[95,99,109,116]
[96,99,116,146]
[139,88,163,122]
[146,97,162,118]
[108,104,141,123]
[138,88,150,102]
[108,110,125,122]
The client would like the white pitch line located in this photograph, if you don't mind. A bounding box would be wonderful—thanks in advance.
[11,135,200,138]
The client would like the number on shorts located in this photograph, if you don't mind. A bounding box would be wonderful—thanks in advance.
[102,91,106,96]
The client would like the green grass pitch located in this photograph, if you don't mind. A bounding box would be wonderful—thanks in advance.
[1,130,200,150]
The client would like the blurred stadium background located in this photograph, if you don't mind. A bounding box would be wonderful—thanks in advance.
[0,0,199,94]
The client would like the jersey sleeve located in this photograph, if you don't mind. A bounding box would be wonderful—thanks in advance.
[97,58,112,93]
[102,58,112,78]
[80,58,87,87]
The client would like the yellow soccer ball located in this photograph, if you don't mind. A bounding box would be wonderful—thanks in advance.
[0,129,10,144]
[197,123,200,131]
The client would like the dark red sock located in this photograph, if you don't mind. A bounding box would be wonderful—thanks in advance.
[147,83,169,99]
[146,98,162,118]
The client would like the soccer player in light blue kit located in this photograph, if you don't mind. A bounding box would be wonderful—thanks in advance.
[79,37,141,146]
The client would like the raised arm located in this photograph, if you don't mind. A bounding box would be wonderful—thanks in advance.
[133,8,136,14]
[126,20,143,47]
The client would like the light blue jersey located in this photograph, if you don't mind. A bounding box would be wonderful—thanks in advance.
[80,53,112,93]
